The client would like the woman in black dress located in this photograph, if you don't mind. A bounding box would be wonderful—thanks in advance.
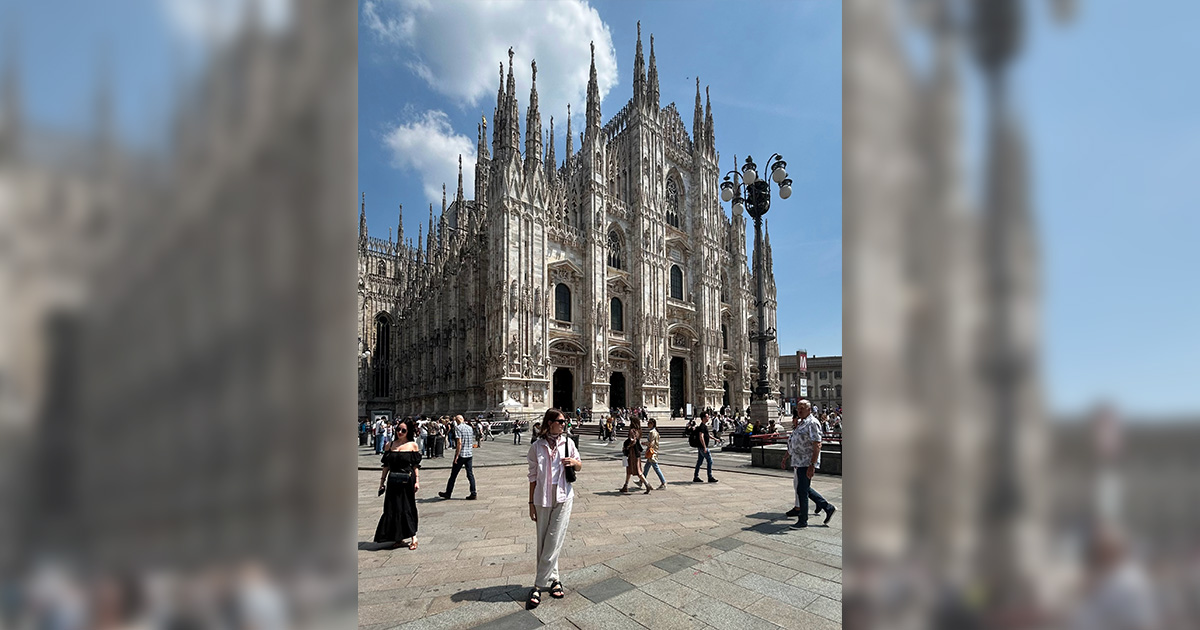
[375,417,422,550]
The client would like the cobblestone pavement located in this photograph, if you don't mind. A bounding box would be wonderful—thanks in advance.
[358,439,842,629]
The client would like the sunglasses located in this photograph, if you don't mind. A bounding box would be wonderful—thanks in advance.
[550,418,566,424]
[397,428,407,433]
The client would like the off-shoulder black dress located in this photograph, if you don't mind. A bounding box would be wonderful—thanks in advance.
[374,450,422,543]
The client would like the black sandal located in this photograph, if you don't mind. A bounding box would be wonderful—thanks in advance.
[527,588,541,609]
[549,580,565,598]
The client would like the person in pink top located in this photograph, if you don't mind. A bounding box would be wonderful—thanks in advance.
[525,408,582,609]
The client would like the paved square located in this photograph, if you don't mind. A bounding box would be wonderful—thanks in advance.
[359,437,841,629]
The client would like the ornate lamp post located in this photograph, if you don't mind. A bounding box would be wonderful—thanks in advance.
[721,154,792,425]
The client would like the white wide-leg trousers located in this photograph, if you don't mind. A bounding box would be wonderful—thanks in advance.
[534,493,573,589]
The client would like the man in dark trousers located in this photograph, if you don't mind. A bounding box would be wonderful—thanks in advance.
[783,399,835,528]
[691,412,718,483]
[439,415,478,500]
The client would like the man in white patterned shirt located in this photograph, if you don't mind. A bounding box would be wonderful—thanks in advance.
[438,415,478,500]
[783,399,835,528]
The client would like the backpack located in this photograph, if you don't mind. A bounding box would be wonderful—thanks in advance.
[686,424,701,448]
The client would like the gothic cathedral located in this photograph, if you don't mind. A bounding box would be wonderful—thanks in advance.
[358,25,779,419]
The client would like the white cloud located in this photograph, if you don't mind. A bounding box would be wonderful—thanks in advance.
[363,0,618,129]
[383,110,477,207]
[162,0,291,44]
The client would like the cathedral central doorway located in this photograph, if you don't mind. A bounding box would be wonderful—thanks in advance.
[609,372,626,409]
[669,357,687,415]
[552,368,574,411]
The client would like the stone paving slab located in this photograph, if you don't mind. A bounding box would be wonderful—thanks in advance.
[577,577,637,603]
[359,453,841,629]
[472,610,545,630]
[651,553,700,574]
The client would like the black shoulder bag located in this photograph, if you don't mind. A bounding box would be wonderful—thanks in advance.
[562,439,577,483]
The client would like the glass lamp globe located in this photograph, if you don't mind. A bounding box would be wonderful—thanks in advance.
[772,167,788,184]
[779,183,792,199]
[721,186,733,202]
[742,168,757,185]
[733,199,745,216]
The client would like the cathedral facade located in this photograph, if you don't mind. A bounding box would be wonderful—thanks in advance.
[358,27,778,419]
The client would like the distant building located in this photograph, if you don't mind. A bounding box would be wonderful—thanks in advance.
[779,351,840,411]
[778,350,809,403]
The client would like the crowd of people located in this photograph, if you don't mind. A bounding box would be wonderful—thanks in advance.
[367,400,839,609]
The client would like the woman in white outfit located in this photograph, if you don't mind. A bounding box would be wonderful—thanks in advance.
[526,408,582,609]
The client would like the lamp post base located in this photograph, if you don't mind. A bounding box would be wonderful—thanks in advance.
[749,399,777,429]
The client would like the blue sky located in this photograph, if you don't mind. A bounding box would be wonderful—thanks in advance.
[16,2,1196,416]
[359,0,844,360]
[1012,3,1200,416]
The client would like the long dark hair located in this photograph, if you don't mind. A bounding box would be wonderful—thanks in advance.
[389,417,417,448]
[536,408,565,441]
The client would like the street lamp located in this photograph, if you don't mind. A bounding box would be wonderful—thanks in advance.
[721,154,791,424]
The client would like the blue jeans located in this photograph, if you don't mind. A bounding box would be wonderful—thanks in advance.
[694,449,713,479]
[445,456,476,497]
[375,434,386,454]
[794,467,830,524]
[643,460,666,485]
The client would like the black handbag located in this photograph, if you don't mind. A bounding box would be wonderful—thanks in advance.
[562,440,577,483]
[388,470,413,484]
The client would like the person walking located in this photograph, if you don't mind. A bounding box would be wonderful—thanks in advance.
[417,421,427,455]
[438,415,478,500]
[691,413,718,483]
[374,418,422,550]
[444,417,457,452]
[433,421,445,458]
[620,418,651,494]
[514,419,525,445]
[638,418,667,490]
[605,416,615,444]
[372,417,386,454]
[525,408,582,610]
[783,399,836,528]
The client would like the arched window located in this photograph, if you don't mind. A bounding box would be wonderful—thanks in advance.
[372,314,392,396]
[720,272,728,302]
[377,260,386,275]
[555,283,572,322]
[611,298,624,332]
[669,265,684,300]
[721,323,728,350]
[665,178,681,229]
[607,230,623,270]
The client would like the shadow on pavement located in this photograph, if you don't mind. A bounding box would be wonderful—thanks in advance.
[451,584,525,603]
[358,541,397,551]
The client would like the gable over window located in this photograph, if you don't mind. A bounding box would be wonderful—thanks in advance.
[665,178,681,229]
[607,230,623,270]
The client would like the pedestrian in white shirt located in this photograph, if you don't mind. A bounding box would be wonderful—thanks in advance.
[525,408,582,610]
[782,399,836,528]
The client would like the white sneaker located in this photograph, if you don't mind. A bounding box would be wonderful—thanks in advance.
[657,483,667,490]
